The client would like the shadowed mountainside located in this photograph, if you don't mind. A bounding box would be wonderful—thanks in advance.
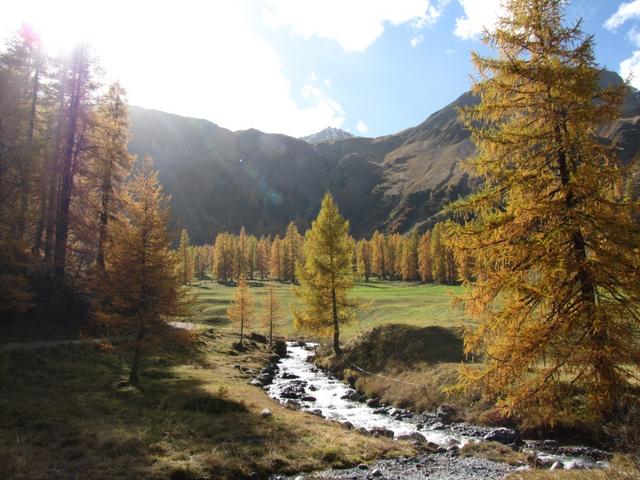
[128,70,640,243]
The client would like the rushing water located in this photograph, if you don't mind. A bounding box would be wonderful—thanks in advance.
[265,342,610,471]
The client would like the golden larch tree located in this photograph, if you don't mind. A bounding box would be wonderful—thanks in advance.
[448,0,640,421]
[262,284,282,347]
[293,193,355,355]
[227,275,253,345]
[94,157,189,386]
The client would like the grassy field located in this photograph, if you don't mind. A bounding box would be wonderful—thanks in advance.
[0,327,410,479]
[189,278,467,340]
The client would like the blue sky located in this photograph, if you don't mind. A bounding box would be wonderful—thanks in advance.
[2,1,640,138]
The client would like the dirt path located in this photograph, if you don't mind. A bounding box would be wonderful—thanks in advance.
[0,321,199,352]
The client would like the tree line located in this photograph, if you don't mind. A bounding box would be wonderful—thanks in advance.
[176,221,464,286]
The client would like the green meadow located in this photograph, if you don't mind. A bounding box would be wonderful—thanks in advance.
[189,278,468,340]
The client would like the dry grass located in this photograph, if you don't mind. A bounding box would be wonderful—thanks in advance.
[0,328,411,479]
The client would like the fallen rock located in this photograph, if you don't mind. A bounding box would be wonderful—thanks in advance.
[357,463,368,470]
[260,409,272,418]
[370,468,383,477]
[281,372,299,379]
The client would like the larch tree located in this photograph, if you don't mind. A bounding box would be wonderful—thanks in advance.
[270,235,283,282]
[91,82,133,270]
[418,232,432,283]
[94,157,189,387]
[53,45,95,282]
[262,284,281,347]
[177,229,193,285]
[283,222,302,283]
[293,193,355,355]
[370,231,386,279]
[448,0,640,421]
[356,239,372,281]
[227,275,253,345]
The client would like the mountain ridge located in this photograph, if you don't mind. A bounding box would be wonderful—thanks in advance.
[127,70,640,244]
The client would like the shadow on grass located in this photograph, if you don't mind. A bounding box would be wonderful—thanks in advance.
[0,335,270,479]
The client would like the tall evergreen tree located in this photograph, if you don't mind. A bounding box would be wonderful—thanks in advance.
[294,193,355,355]
[449,0,640,420]
[418,232,432,283]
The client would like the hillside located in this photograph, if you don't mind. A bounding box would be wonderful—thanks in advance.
[128,71,640,244]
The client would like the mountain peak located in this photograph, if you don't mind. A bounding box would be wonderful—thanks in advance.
[302,127,354,144]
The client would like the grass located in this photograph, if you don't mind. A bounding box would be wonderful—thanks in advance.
[189,278,467,340]
[0,328,411,479]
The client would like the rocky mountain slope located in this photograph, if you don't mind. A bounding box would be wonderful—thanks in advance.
[127,71,640,244]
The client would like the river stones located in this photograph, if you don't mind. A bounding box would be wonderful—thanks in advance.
[281,372,300,379]
[280,379,307,399]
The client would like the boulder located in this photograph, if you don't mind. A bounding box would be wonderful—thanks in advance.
[273,340,287,358]
[369,427,394,439]
[357,464,369,470]
[436,404,457,424]
[250,379,263,387]
[371,468,383,477]
[281,372,299,380]
[302,395,317,402]
[308,409,324,418]
[248,332,268,344]
[366,397,381,408]
[397,432,427,443]
[483,427,521,445]
[550,461,564,471]
[260,409,272,418]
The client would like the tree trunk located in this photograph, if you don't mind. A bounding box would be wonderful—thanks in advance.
[53,50,84,282]
[129,319,145,387]
[332,287,341,355]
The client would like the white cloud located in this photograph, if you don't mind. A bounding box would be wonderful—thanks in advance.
[324,78,333,88]
[621,50,640,88]
[263,0,447,52]
[604,0,640,30]
[410,34,424,47]
[0,0,346,138]
[454,0,505,40]
[356,120,369,133]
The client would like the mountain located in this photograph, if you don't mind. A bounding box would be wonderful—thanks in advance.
[127,71,640,244]
[302,127,355,144]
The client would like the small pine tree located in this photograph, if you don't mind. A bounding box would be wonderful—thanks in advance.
[227,275,253,345]
[294,193,355,355]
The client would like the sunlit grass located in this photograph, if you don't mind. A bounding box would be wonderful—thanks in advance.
[188,278,468,340]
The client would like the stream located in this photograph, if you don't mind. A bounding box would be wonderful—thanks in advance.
[263,342,611,476]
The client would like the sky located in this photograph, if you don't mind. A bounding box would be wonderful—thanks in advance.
[1,1,640,138]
